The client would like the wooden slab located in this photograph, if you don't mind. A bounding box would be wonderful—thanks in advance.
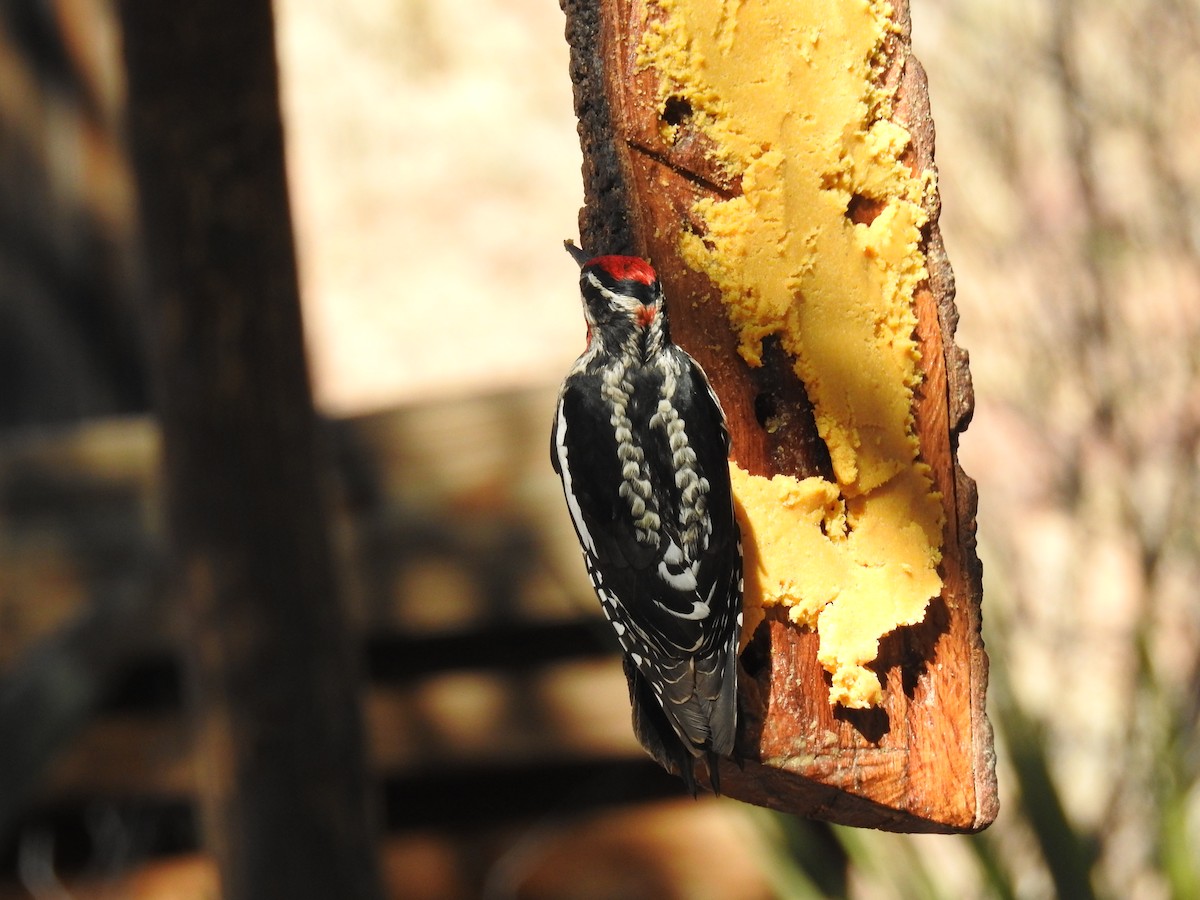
[560,0,997,832]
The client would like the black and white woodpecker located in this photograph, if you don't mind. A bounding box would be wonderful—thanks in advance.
[551,240,743,794]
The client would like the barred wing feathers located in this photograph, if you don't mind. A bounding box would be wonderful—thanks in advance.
[551,349,741,763]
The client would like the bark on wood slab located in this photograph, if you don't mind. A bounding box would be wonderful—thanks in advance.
[561,0,997,832]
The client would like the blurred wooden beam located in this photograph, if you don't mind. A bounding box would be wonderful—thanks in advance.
[116,1,383,897]
[38,656,640,802]
[0,571,154,837]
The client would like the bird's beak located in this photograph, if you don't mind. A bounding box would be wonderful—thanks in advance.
[564,239,591,267]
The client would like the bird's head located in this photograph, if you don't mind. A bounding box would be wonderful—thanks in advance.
[565,240,667,350]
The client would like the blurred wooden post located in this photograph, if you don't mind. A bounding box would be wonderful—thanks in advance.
[117,2,385,897]
[562,0,997,831]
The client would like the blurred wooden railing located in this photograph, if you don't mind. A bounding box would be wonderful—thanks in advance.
[0,390,698,893]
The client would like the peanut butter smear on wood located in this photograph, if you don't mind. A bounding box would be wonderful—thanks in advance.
[639,0,945,707]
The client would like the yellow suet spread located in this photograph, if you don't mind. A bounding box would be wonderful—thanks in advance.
[640,0,944,707]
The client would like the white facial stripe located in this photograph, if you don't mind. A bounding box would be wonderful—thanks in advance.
[585,271,661,323]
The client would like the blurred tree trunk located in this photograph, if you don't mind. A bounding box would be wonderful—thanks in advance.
[116,2,384,899]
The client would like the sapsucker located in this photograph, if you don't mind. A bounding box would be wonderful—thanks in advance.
[551,240,743,794]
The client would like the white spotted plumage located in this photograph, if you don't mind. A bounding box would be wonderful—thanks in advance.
[551,242,743,794]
